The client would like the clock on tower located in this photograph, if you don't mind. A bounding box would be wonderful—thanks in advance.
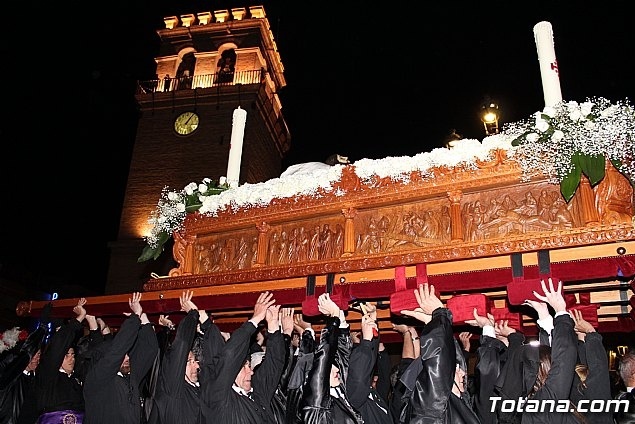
[107,6,291,294]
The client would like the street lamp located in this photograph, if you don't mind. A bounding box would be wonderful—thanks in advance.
[481,102,500,136]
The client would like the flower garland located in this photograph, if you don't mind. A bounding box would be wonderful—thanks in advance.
[0,327,29,353]
[140,97,635,262]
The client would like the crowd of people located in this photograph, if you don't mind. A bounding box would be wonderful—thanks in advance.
[1,279,634,423]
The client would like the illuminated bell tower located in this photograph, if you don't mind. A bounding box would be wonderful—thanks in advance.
[106,5,290,293]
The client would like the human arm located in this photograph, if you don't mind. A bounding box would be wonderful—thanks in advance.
[346,312,379,408]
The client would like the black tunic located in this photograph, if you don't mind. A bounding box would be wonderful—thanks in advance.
[148,309,201,424]
[569,332,614,424]
[83,314,159,424]
[346,338,393,424]
[200,321,285,424]
[519,314,579,424]
[35,319,85,417]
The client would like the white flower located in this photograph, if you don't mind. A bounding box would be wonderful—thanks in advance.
[526,133,540,143]
[551,130,564,142]
[568,108,582,122]
[184,182,197,195]
[542,106,556,118]
[580,101,594,116]
[535,117,550,133]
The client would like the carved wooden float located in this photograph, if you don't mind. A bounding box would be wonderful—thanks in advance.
[18,151,635,342]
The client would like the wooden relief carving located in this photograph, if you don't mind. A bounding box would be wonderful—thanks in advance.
[193,231,258,274]
[354,202,451,255]
[267,219,345,266]
[461,184,578,241]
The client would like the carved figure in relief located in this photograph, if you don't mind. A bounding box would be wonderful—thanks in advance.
[357,217,380,254]
[217,239,232,271]
[515,191,538,216]
[537,189,553,221]
[296,227,309,262]
[268,232,279,265]
[550,198,574,229]
[250,236,258,267]
[277,231,288,265]
[195,245,210,273]
[485,199,503,223]
[235,236,249,269]
[287,228,298,264]
[501,194,517,211]
[334,223,344,258]
[309,225,321,261]
[320,224,334,259]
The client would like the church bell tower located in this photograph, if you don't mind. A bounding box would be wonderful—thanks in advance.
[106,5,290,293]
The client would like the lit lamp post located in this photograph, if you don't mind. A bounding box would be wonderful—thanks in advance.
[481,102,500,136]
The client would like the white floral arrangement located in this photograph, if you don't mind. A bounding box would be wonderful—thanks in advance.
[505,96,635,199]
[0,327,27,354]
[140,97,635,262]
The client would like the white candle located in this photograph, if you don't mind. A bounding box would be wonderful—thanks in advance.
[226,107,247,188]
[533,21,563,108]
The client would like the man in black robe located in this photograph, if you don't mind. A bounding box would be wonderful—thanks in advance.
[148,290,209,424]
[199,291,286,424]
[83,292,159,424]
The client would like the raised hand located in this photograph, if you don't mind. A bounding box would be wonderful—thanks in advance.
[400,307,432,324]
[414,283,444,315]
[251,291,275,324]
[159,315,174,329]
[465,309,495,328]
[458,332,472,352]
[74,297,87,321]
[129,292,143,316]
[391,323,409,335]
[317,293,340,318]
[360,313,378,341]
[280,307,294,335]
[293,315,310,335]
[533,278,566,313]
[180,290,197,313]
[523,299,551,320]
[494,320,516,338]
[571,309,595,337]
[266,304,281,332]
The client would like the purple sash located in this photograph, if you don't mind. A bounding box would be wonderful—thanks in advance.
[37,410,84,424]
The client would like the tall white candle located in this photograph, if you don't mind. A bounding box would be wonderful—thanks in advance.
[533,21,563,108]
[226,107,247,188]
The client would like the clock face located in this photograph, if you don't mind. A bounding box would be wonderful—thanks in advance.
[174,111,199,135]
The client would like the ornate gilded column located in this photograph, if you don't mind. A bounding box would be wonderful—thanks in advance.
[254,221,271,267]
[448,190,463,242]
[341,207,358,257]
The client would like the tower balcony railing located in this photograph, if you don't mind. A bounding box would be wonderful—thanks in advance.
[136,69,266,95]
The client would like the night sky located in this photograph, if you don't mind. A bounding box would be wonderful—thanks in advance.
[0,1,632,298]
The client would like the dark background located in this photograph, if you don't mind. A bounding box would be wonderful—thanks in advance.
[0,1,632,299]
